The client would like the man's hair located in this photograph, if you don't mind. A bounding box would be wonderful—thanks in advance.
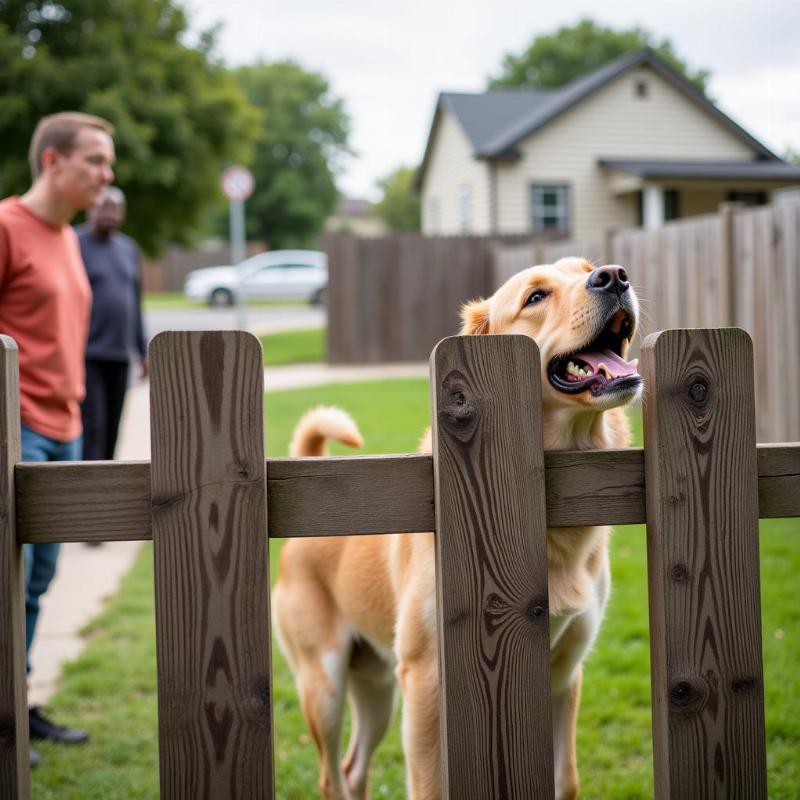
[28,112,114,179]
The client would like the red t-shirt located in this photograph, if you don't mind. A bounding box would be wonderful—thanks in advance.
[0,197,91,441]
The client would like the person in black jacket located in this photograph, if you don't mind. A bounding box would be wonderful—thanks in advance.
[78,187,147,543]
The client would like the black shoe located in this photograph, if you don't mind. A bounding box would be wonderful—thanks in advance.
[30,747,40,768]
[29,707,89,744]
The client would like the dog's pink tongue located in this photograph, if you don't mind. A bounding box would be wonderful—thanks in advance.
[578,349,638,378]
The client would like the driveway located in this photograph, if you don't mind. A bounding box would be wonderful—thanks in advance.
[144,304,325,340]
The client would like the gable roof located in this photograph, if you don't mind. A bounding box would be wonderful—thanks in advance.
[417,49,781,188]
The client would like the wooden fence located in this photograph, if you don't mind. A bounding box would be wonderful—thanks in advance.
[493,202,800,442]
[324,233,540,364]
[2,328,799,798]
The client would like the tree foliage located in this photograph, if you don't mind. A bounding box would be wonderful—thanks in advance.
[0,0,257,255]
[374,166,420,232]
[233,61,351,248]
[489,18,710,95]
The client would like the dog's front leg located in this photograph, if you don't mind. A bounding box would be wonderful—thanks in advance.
[552,664,582,800]
[395,651,441,800]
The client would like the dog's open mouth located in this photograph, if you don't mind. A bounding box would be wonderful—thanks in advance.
[548,308,640,397]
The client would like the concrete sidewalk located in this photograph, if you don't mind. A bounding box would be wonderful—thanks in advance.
[29,359,427,705]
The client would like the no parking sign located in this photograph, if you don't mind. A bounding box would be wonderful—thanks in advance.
[221,165,255,202]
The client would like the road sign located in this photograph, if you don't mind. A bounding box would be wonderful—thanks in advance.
[221,165,255,202]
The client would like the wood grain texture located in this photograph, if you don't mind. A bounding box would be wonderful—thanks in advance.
[150,331,273,799]
[431,335,554,799]
[642,328,766,799]
[14,444,800,544]
[0,337,30,799]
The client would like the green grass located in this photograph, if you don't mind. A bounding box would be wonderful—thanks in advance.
[143,292,306,310]
[142,291,204,310]
[32,382,799,798]
[259,328,325,368]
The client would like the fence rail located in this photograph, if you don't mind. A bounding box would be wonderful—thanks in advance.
[1,329,798,798]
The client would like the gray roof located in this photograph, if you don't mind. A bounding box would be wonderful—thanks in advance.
[418,49,782,188]
[440,89,556,155]
[599,159,800,182]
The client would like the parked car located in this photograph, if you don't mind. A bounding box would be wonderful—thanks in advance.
[183,250,328,307]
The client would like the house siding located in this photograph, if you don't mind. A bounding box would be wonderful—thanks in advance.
[421,112,492,234]
[492,65,759,242]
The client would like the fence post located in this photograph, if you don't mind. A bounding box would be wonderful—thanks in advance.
[0,337,30,799]
[149,331,274,799]
[718,203,738,327]
[430,335,554,799]
[642,328,766,798]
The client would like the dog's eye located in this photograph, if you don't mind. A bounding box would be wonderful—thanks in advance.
[524,289,547,306]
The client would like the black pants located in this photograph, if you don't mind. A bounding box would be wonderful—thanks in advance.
[81,359,130,460]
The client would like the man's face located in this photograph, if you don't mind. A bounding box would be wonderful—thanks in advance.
[49,127,115,211]
[90,190,125,235]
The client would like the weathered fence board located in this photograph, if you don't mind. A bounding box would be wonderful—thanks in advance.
[431,335,554,798]
[642,328,766,799]
[149,332,274,799]
[0,337,29,799]
[326,233,526,364]
[14,444,800,544]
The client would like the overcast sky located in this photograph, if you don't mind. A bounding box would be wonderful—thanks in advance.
[185,0,800,200]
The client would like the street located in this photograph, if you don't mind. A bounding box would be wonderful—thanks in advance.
[143,304,325,340]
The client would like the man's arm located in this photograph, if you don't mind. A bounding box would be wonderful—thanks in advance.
[133,243,148,378]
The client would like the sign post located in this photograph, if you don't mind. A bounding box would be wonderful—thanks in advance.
[220,166,255,330]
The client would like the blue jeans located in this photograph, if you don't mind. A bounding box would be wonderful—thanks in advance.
[21,424,82,674]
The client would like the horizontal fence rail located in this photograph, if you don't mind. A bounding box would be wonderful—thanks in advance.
[13,444,800,544]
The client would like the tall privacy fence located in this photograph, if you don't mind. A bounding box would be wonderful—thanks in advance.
[2,328,799,798]
[326,202,800,441]
[324,232,545,365]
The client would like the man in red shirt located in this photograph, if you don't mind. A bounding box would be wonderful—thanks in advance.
[0,112,115,766]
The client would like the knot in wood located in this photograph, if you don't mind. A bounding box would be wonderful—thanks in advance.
[668,678,705,713]
[525,598,548,623]
[731,676,759,696]
[438,370,480,440]
[670,563,689,582]
[686,377,709,406]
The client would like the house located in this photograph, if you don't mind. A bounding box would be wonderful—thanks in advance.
[417,50,800,241]
[324,197,388,237]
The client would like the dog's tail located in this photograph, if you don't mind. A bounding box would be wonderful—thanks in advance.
[289,406,364,457]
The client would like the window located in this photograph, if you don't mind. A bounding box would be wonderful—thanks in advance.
[459,184,472,232]
[727,191,767,207]
[530,184,569,234]
[635,79,649,98]
[664,189,681,221]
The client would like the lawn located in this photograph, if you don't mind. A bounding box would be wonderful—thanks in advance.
[259,328,325,367]
[31,380,799,799]
[143,292,306,310]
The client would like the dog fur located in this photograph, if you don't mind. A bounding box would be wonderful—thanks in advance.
[273,257,641,799]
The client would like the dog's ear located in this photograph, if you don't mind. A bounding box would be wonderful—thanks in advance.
[459,299,490,335]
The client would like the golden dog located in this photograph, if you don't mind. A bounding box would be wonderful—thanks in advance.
[273,257,642,799]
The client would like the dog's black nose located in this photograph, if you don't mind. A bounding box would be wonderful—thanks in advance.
[587,265,630,296]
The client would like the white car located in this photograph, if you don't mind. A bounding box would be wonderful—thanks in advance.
[183,249,328,307]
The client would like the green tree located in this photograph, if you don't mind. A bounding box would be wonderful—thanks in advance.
[489,18,710,95]
[233,61,351,248]
[374,166,420,232]
[0,0,257,255]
